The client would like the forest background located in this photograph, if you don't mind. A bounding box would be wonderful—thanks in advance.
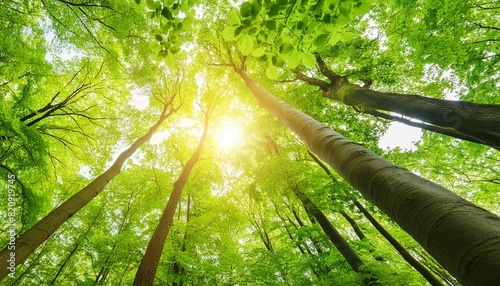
[0,0,499,285]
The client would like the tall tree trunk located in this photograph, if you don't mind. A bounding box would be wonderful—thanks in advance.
[133,112,210,286]
[330,85,500,150]
[234,67,500,286]
[354,201,444,286]
[0,104,176,281]
[310,149,445,285]
[339,211,365,240]
[296,54,500,150]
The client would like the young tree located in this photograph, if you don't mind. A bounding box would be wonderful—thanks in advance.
[133,108,210,286]
[231,64,500,286]
[292,186,378,285]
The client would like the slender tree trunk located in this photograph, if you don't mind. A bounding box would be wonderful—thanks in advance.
[339,211,365,240]
[234,68,500,286]
[354,201,444,286]
[133,112,210,286]
[292,188,363,271]
[0,104,175,281]
[293,187,379,285]
[172,194,191,286]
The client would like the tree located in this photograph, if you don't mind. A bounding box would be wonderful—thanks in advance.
[133,106,210,285]
[293,53,500,150]
[291,185,378,285]
[231,64,500,286]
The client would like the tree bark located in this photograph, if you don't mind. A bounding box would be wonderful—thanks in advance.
[132,112,210,286]
[298,55,500,150]
[339,211,366,240]
[0,104,175,281]
[234,68,500,286]
[329,84,500,150]
[310,149,445,285]
[293,188,379,285]
[293,188,364,272]
[354,201,444,286]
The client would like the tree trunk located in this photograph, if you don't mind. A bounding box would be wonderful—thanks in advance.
[0,104,175,281]
[293,188,364,272]
[234,68,500,286]
[310,148,445,285]
[330,85,500,150]
[354,201,444,286]
[132,112,210,286]
[172,194,191,286]
[298,53,500,150]
[339,211,366,240]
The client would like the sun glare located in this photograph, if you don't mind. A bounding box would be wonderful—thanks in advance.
[215,124,243,150]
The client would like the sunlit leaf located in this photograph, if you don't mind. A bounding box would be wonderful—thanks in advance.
[228,10,241,26]
[302,52,317,67]
[239,35,254,55]
[279,43,294,54]
[252,47,266,57]
[266,64,279,79]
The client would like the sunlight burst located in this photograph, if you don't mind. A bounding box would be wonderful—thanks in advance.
[215,124,243,150]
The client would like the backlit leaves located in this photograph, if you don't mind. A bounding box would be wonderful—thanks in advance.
[223,0,375,78]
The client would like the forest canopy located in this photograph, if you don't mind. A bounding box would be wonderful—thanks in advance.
[1,0,499,285]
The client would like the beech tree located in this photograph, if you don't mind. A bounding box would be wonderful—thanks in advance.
[133,106,210,285]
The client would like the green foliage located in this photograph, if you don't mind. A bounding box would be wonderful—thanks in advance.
[1,0,498,285]
[222,0,375,78]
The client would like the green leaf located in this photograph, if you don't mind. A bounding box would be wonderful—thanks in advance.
[266,20,277,30]
[170,46,181,54]
[134,0,140,4]
[162,7,173,20]
[266,64,279,79]
[339,2,351,17]
[335,14,351,26]
[287,53,300,69]
[339,31,353,42]
[158,49,168,58]
[252,47,266,57]
[353,2,371,16]
[279,43,294,54]
[222,26,237,41]
[272,56,285,67]
[240,2,253,18]
[165,52,175,66]
[228,10,241,26]
[328,33,340,45]
[313,34,329,46]
[239,35,254,56]
[268,4,280,17]
[251,1,262,16]
[155,34,163,42]
[248,27,259,36]
[146,0,155,10]
[302,52,316,67]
